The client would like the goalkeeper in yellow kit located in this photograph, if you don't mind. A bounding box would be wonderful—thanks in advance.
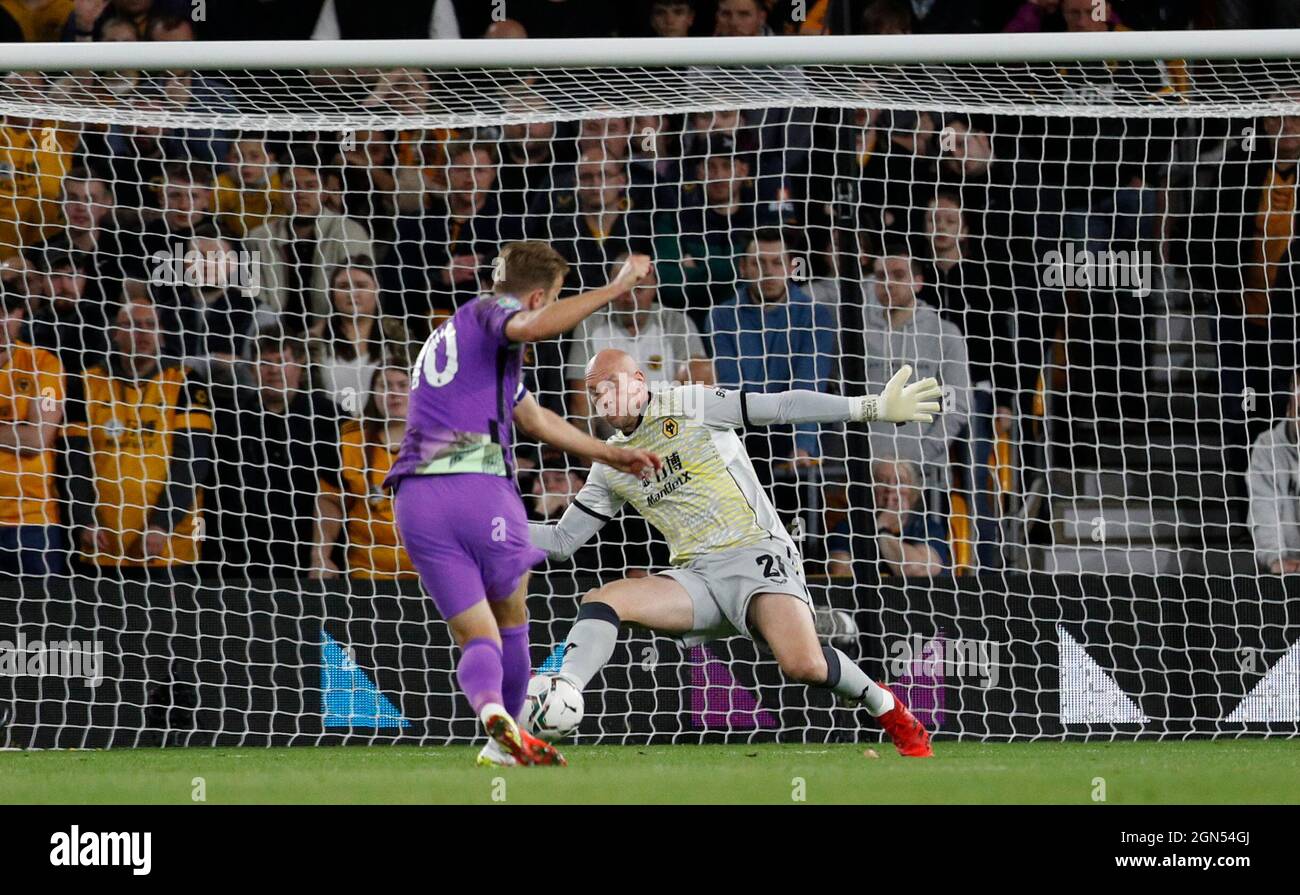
[522,348,943,760]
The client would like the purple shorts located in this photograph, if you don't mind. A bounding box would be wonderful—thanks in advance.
[393,474,546,620]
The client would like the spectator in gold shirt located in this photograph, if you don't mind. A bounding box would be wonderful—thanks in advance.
[64,294,214,577]
[0,284,65,575]
[213,135,290,239]
[0,79,76,263]
[312,365,415,580]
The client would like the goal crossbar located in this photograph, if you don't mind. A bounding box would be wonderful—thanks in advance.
[4,29,1300,73]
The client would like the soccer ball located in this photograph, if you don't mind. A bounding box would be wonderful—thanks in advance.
[524,674,584,742]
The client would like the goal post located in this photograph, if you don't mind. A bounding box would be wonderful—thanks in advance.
[0,31,1298,748]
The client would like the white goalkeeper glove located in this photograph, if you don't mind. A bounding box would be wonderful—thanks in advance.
[851,365,943,424]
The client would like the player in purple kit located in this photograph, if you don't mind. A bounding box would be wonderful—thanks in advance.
[386,240,660,767]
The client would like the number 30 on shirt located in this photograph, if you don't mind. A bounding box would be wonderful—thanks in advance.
[411,320,458,389]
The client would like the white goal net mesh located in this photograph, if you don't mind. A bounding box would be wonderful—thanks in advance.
[0,47,1298,747]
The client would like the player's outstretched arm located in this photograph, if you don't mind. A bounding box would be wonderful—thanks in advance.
[854,364,944,424]
[513,392,662,477]
[529,497,610,562]
[694,366,943,428]
[504,254,652,343]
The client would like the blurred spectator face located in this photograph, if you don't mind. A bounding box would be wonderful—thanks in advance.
[257,347,305,403]
[150,17,195,40]
[375,367,410,422]
[861,0,913,33]
[703,153,750,205]
[342,130,391,169]
[913,111,938,158]
[576,151,629,213]
[873,459,920,513]
[652,1,695,37]
[287,167,323,218]
[715,0,764,36]
[532,467,583,518]
[162,174,213,230]
[447,147,497,198]
[1265,112,1300,163]
[231,139,272,186]
[46,263,85,306]
[63,177,112,231]
[740,238,790,302]
[872,254,921,310]
[330,267,380,318]
[188,235,237,288]
[503,118,555,158]
[115,0,153,17]
[484,18,528,39]
[611,258,659,315]
[100,18,139,41]
[926,197,967,254]
[692,108,740,136]
[0,257,31,299]
[940,120,993,177]
[1063,0,1108,32]
[367,68,431,115]
[113,299,161,361]
[0,301,25,348]
[578,117,631,162]
[631,114,668,159]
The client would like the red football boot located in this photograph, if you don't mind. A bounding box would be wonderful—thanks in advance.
[519,729,567,767]
[874,684,934,758]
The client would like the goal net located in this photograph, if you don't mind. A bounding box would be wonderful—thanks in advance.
[0,31,1298,748]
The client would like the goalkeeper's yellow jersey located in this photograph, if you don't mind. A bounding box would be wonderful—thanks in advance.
[575,385,794,566]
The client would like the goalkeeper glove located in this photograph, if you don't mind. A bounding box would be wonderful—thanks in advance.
[851,364,944,424]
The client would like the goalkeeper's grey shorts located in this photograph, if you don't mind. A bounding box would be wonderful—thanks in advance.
[658,540,813,650]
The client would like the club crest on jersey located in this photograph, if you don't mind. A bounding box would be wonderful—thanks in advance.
[661,417,679,439]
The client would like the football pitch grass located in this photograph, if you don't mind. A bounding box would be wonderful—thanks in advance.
[1,740,1297,804]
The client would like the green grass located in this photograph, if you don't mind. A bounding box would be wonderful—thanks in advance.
[1,740,1297,804]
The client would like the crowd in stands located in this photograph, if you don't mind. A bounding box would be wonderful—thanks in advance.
[0,0,1298,583]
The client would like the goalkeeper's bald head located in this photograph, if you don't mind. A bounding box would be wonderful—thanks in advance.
[585,349,648,434]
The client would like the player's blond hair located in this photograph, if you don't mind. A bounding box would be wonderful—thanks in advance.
[494,240,570,297]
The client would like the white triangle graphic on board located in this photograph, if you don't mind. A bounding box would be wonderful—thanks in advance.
[1226,641,1300,722]
[1057,625,1148,724]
